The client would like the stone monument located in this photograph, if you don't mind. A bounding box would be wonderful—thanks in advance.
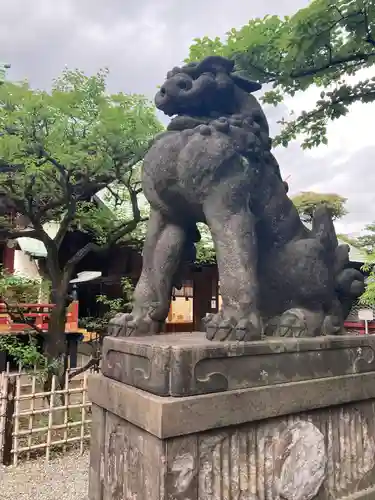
[88,56,375,500]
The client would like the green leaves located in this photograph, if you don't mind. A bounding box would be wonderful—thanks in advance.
[354,222,375,253]
[0,335,49,372]
[79,277,134,334]
[0,269,43,303]
[186,0,375,148]
[0,67,163,367]
[0,67,162,243]
[195,223,216,265]
[291,191,348,223]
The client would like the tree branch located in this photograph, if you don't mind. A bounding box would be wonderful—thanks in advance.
[110,217,147,244]
[53,197,76,249]
[105,185,124,208]
[290,51,375,79]
[275,84,375,147]
[236,56,278,79]
[363,6,375,47]
[68,357,99,380]
[129,188,141,221]
[235,9,375,86]
[64,217,147,275]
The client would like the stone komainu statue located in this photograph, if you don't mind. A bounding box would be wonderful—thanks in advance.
[109,56,364,341]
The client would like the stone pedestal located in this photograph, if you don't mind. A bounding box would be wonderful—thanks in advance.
[88,333,375,499]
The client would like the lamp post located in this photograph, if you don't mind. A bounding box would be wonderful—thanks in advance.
[0,63,10,84]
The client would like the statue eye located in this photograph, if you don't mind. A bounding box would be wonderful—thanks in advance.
[201,72,216,79]
[177,80,188,90]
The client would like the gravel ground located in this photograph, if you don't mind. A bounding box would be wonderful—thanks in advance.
[0,450,89,500]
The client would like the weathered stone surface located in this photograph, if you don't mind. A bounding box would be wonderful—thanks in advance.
[89,368,375,440]
[89,387,375,499]
[88,405,105,500]
[103,411,164,499]
[101,333,375,396]
[196,420,327,499]
[166,435,198,498]
[273,421,326,500]
[107,55,364,341]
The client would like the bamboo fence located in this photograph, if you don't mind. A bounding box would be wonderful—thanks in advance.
[0,363,92,465]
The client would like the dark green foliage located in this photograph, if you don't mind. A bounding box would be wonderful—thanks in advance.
[187,0,375,148]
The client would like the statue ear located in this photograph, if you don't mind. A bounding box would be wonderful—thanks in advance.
[193,56,235,75]
[231,72,262,93]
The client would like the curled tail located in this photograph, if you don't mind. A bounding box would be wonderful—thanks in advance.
[311,205,364,317]
[311,205,338,271]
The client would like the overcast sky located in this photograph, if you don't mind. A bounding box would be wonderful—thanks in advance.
[1,0,374,235]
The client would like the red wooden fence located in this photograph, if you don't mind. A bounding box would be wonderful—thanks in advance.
[0,301,79,334]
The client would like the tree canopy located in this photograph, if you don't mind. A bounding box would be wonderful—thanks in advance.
[355,221,375,306]
[353,221,375,253]
[187,0,375,148]
[359,254,375,306]
[0,63,10,84]
[195,224,216,265]
[0,68,161,366]
[291,191,348,223]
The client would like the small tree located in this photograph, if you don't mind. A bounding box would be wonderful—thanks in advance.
[292,191,348,223]
[187,0,375,148]
[0,68,161,377]
[359,255,375,306]
[79,277,134,336]
[0,269,42,303]
[347,220,375,305]
[355,222,375,306]
[0,63,10,84]
[195,224,216,265]
[354,221,375,253]
[0,268,50,370]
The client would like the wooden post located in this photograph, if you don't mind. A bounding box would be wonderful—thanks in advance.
[0,372,6,463]
[63,369,69,454]
[80,372,88,455]
[46,374,56,461]
[193,266,215,330]
[66,333,81,369]
[0,350,6,373]
[26,369,37,461]
[13,372,21,466]
[2,374,15,465]
[3,245,15,274]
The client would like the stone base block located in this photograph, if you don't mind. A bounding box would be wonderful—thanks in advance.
[89,371,375,500]
[101,332,375,396]
[89,333,375,499]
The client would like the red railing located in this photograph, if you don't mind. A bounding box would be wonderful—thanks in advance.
[344,320,375,335]
[0,301,79,333]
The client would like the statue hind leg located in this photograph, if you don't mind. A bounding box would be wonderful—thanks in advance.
[260,237,333,338]
[203,193,262,341]
[108,209,187,337]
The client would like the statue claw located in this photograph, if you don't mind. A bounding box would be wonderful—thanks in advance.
[204,312,262,342]
[107,312,162,338]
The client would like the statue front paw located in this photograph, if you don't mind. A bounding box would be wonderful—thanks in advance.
[203,312,262,341]
[107,313,162,337]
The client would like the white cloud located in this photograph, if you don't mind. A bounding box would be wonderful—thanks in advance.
[0,0,373,233]
[283,68,375,162]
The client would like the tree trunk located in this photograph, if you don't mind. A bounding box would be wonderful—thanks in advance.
[44,300,67,363]
[43,269,72,415]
